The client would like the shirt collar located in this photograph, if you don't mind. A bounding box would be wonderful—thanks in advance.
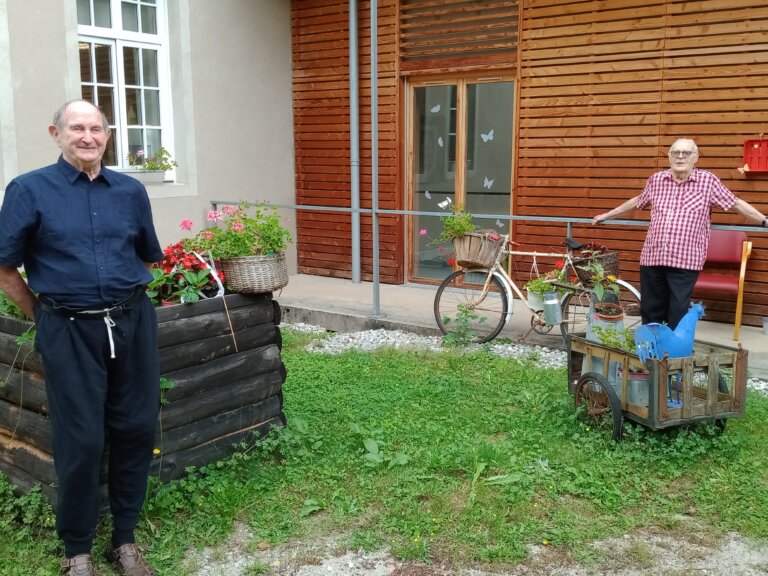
[56,154,112,185]
[663,166,698,182]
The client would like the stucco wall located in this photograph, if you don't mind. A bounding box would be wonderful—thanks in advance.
[0,0,296,271]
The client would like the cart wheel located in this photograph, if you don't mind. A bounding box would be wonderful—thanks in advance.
[574,373,623,441]
[531,312,553,334]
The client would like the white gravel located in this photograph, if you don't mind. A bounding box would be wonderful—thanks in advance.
[287,323,768,395]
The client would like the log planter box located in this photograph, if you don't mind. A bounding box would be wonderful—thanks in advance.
[0,293,286,502]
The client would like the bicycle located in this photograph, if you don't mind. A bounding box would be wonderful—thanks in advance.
[433,233,642,344]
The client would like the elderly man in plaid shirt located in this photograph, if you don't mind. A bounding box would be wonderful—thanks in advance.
[593,138,767,330]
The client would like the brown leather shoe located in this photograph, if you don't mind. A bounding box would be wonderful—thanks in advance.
[108,543,156,576]
[60,554,101,576]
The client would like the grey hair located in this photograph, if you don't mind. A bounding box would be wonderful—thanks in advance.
[52,99,109,131]
[668,138,699,157]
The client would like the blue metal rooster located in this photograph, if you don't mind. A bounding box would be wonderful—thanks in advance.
[634,302,706,363]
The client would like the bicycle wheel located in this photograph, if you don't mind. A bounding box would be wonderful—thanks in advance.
[434,269,508,343]
[560,279,642,340]
[574,373,623,441]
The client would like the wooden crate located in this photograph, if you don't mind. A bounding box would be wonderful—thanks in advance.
[567,336,747,430]
[0,293,286,501]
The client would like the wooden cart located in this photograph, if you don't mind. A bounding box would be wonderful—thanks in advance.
[567,335,748,441]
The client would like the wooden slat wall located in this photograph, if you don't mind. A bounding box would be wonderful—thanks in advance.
[517,0,768,326]
[399,0,519,72]
[292,0,403,282]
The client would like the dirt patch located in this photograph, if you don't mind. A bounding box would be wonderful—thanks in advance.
[184,519,768,576]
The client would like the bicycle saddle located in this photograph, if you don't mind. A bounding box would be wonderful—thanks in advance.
[565,237,584,250]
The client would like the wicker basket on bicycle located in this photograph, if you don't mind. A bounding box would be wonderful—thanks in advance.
[572,251,621,287]
[452,231,504,269]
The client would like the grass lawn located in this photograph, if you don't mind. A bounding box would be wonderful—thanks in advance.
[2,327,767,575]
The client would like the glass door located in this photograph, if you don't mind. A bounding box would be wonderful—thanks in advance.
[408,78,515,282]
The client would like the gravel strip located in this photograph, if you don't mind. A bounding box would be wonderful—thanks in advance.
[284,323,768,395]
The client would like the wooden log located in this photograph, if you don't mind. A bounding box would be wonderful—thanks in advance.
[150,416,285,482]
[157,299,279,349]
[159,369,285,431]
[159,323,279,373]
[0,432,55,486]
[155,293,274,324]
[0,458,57,501]
[162,344,284,402]
[0,398,51,453]
[0,363,48,415]
[157,395,283,455]
[0,332,43,373]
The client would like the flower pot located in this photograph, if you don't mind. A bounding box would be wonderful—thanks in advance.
[594,303,624,322]
[221,253,289,294]
[617,368,650,406]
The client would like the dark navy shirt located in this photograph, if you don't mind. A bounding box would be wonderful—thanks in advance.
[0,156,164,307]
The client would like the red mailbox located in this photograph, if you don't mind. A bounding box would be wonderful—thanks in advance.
[743,139,768,172]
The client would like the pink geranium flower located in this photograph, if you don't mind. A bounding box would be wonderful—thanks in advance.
[180,219,193,231]
[207,210,223,223]
[231,222,245,232]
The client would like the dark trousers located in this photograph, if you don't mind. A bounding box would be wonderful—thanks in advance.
[639,265,700,330]
[34,294,159,557]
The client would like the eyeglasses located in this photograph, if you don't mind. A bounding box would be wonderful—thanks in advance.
[669,150,694,158]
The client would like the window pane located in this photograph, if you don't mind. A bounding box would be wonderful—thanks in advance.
[128,128,143,155]
[77,0,90,25]
[122,2,139,32]
[123,46,139,85]
[464,81,514,234]
[142,49,158,87]
[411,84,457,280]
[125,88,142,124]
[146,129,161,159]
[94,43,112,83]
[94,0,111,27]
[144,90,160,125]
[82,85,94,103]
[97,87,115,124]
[79,42,92,82]
[140,5,157,34]
[103,136,117,166]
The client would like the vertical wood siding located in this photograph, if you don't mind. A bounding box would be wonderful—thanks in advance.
[518,0,768,326]
[292,0,403,282]
[292,0,768,326]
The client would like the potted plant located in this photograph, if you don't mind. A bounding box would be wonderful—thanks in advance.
[437,205,476,242]
[577,260,620,303]
[187,202,292,294]
[126,146,178,183]
[146,241,224,306]
[523,275,552,310]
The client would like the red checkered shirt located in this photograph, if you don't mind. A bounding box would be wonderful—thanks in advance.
[636,168,736,270]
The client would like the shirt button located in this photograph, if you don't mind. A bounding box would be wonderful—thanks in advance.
[93,211,97,215]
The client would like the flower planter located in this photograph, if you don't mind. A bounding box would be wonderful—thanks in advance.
[127,169,165,184]
[526,292,544,311]
[0,293,286,501]
[221,254,289,294]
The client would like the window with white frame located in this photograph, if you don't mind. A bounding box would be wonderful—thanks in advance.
[76,0,173,172]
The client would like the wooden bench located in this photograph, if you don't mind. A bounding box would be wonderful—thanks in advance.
[693,229,752,341]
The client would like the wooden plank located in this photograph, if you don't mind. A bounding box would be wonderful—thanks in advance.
[150,416,285,482]
[162,344,284,403]
[159,370,285,431]
[0,398,51,453]
[0,363,48,415]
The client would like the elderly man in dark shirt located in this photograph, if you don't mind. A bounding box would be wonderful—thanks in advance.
[0,100,163,576]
